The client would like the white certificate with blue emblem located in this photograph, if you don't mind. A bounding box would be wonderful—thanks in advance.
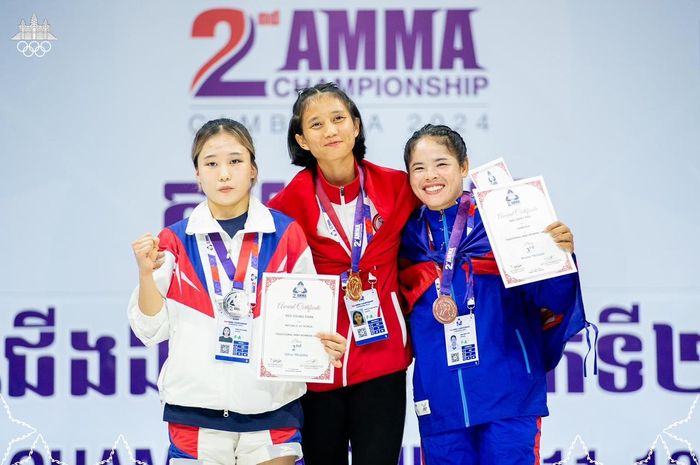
[257,273,339,383]
[474,176,577,288]
[468,157,514,189]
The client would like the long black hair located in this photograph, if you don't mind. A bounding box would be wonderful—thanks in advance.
[287,82,367,169]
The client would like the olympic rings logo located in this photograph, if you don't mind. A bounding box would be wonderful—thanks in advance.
[16,40,52,57]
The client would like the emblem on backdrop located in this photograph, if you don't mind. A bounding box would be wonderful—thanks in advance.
[11,14,57,58]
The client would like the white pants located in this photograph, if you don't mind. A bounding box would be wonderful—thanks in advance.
[167,422,302,465]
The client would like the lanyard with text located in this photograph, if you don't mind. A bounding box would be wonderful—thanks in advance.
[315,168,370,301]
[206,231,259,364]
[427,194,480,368]
[206,232,259,318]
[426,194,474,324]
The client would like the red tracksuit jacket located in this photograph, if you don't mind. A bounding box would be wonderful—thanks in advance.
[269,160,420,391]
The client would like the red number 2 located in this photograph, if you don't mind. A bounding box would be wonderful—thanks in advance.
[191,9,266,97]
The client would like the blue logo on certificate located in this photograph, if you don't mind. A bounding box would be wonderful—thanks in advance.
[292,281,308,299]
[505,189,520,206]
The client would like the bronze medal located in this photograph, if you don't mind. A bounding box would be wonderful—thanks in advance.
[433,295,458,324]
[346,273,363,301]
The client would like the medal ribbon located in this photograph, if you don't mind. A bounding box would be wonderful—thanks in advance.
[426,194,474,306]
[206,232,259,296]
[363,204,375,243]
[315,167,370,274]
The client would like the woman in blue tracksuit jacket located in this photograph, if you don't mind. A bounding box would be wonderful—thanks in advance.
[398,124,586,465]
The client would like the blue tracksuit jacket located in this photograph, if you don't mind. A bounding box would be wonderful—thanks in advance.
[399,195,585,436]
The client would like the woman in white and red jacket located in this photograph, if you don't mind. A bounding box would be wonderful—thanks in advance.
[129,118,345,465]
[268,82,420,465]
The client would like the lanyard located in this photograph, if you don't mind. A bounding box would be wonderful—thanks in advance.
[205,232,259,297]
[315,167,372,273]
[363,203,375,243]
[426,194,475,310]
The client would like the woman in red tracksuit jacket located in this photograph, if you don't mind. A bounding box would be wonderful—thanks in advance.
[268,82,419,465]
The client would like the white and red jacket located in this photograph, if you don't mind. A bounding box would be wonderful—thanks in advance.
[269,160,420,391]
[128,197,315,414]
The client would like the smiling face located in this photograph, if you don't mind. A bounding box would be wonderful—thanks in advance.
[408,137,468,211]
[196,132,257,219]
[294,94,360,169]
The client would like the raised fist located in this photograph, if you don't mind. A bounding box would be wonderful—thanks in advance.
[132,234,164,275]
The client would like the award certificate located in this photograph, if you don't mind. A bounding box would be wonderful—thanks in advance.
[258,273,339,383]
[473,176,577,288]
[468,157,513,189]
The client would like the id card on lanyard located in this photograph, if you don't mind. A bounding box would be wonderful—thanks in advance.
[206,232,259,364]
[216,309,253,363]
[444,314,479,368]
[316,168,388,346]
[344,284,388,346]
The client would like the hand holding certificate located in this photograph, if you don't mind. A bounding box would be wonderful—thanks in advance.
[258,273,339,383]
[474,175,577,288]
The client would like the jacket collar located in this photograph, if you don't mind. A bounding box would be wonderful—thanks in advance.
[417,191,477,226]
[186,196,275,236]
[417,197,461,223]
[315,163,361,204]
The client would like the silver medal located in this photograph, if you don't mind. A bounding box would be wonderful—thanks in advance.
[221,289,249,318]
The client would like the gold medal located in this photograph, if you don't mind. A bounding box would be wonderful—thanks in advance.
[433,295,458,324]
[346,272,363,301]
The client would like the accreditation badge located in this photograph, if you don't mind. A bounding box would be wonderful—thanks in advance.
[215,308,253,364]
[345,288,389,346]
[444,314,480,368]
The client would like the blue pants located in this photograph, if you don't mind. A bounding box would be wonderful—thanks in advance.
[421,416,541,465]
